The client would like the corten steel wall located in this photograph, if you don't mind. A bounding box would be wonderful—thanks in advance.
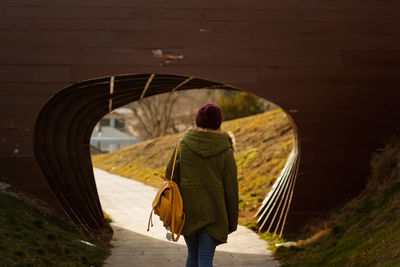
[1,0,400,233]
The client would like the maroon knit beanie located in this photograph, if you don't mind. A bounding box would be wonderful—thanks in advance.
[195,103,222,130]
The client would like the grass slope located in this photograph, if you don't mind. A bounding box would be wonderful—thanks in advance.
[276,136,400,266]
[0,192,110,266]
[92,109,294,225]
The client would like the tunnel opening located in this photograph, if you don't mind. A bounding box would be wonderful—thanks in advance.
[33,73,300,237]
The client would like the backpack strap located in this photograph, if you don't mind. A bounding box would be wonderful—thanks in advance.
[170,141,181,181]
[147,208,154,231]
[169,140,181,241]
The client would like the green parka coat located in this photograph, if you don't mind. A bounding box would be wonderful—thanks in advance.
[165,127,238,244]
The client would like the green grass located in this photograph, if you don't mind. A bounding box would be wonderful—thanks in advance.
[0,192,110,266]
[92,109,294,225]
[275,136,400,266]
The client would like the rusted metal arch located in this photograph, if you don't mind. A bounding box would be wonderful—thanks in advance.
[33,74,239,231]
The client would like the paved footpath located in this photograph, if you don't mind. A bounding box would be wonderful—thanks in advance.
[94,168,280,267]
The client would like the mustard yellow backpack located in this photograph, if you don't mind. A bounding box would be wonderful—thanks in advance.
[147,141,185,242]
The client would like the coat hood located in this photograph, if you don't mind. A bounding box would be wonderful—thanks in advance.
[182,127,235,158]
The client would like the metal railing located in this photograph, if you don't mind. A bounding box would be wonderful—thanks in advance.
[256,123,300,237]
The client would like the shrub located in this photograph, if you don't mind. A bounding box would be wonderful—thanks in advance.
[217,92,270,121]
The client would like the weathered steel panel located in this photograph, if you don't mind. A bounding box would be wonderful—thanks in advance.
[0,31,118,48]
[0,82,70,95]
[0,65,71,82]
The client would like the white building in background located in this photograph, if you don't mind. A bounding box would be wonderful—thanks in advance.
[90,108,139,153]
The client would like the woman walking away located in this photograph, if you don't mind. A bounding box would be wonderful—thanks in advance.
[165,103,239,267]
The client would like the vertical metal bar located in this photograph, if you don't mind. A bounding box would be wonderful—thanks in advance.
[171,76,193,92]
[108,76,115,112]
[140,74,155,100]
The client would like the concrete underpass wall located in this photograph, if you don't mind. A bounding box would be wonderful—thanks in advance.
[1,0,400,233]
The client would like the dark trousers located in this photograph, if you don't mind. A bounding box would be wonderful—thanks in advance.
[183,231,217,267]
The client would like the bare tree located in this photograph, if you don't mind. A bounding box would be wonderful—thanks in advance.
[120,92,177,140]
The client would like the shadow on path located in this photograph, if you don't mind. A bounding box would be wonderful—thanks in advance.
[108,225,279,267]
